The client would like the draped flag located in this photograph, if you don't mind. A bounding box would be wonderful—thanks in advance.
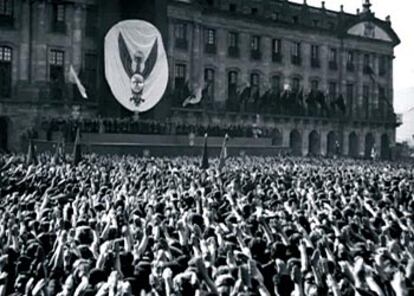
[26,138,36,165]
[218,134,229,170]
[69,65,88,99]
[201,133,209,170]
[105,20,169,112]
[182,82,209,107]
[72,128,82,165]
[52,139,65,165]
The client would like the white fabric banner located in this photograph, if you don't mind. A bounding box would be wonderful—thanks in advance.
[105,20,169,112]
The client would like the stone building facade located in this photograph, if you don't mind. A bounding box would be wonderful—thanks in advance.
[167,0,401,158]
[0,0,401,158]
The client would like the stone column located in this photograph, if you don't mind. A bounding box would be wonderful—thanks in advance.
[371,53,379,118]
[282,126,290,148]
[355,51,363,118]
[302,128,309,156]
[320,45,328,92]
[19,2,30,81]
[33,1,48,82]
[70,4,84,72]
[342,129,349,156]
[216,28,227,105]
[191,21,202,85]
[320,129,328,156]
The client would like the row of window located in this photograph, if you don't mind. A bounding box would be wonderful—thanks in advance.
[174,63,389,115]
[0,0,98,36]
[202,0,337,31]
[174,23,390,75]
[0,46,97,99]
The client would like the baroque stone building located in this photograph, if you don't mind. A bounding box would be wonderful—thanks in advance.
[0,0,402,158]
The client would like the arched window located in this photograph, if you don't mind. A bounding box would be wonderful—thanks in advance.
[0,46,12,97]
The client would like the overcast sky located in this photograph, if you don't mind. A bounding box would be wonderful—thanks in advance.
[290,0,414,140]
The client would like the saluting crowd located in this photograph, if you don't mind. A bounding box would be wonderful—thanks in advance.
[0,153,414,296]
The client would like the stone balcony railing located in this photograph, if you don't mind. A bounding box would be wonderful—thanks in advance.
[170,107,400,127]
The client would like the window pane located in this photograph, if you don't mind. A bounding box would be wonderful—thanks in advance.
[0,0,13,16]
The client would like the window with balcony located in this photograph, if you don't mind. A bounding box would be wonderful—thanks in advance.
[346,83,354,116]
[271,75,281,94]
[174,23,188,50]
[291,42,301,65]
[228,32,239,58]
[271,11,280,21]
[328,82,337,101]
[51,3,66,33]
[228,71,238,99]
[204,68,215,101]
[0,0,13,27]
[174,63,186,89]
[250,73,260,99]
[49,49,65,100]
[346,51,355,72]
[310,45,320,68]
[292,77,300,93]
[0,46,12,97]
[250,35,261,61]
[363,54,371,75]
[329,48,338,70]
[204,28,216,54]
[310,80,319,91]
[272,39,282,63]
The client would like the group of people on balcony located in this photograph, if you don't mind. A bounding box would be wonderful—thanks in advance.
[40,117,279,143]
[172,82,349,118]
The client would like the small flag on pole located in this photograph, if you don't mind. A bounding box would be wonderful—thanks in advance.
[218,134,229,170]
[69,65,88,99]
[201,133,209,170]
[72,127,82,165]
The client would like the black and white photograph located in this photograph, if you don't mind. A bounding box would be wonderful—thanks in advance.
[0,0,414,295]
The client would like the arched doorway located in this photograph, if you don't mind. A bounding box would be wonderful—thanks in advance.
[349,132,358,158]
[0,117,8,152]
[289,129,302,156]
[308,130,320,156]
[272,128,283,146]
[364,133,375,159]
[381,134,390,160]
[327,131,339,156]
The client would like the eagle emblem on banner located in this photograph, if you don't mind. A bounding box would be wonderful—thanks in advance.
[118,33,158,107]
[104,20,169,113]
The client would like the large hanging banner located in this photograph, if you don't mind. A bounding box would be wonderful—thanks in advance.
[105,20,169,112]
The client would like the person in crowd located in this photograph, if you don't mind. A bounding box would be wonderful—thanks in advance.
[0,153,414,295]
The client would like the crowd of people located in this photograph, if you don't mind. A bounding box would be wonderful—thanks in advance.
[0,153,413,296]
[40,117,275,142]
